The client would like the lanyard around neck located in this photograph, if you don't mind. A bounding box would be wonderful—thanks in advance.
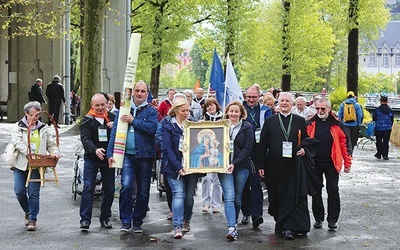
[278,113,293,141]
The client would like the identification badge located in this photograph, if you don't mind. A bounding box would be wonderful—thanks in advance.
[98,128,108,142]
[282,141,292,158]
[178,135,184,152]
[255,130,261,144]
[30,143,37,153]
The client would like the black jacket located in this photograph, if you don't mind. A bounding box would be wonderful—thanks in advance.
[232,120,255,172]
[46,81,66,104]
[30,83,46,104]
[80,112,116,163]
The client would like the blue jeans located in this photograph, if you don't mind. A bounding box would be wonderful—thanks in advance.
[167,176,185,229]
[219,167,249,227]
[119,155,153,225]
[183,174,200,221]
[14,168,40,221]
[80,159,115,223]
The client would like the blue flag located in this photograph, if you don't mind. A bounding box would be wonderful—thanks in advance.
[209,49,225,108]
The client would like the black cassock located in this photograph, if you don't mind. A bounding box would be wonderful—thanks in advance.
[256,113,310,233]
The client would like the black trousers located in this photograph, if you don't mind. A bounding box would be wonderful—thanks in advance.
[48,101,62,124]
[375,129,391,157]
[312,159,340,223]
[343,125,359,154]
[241,172,263,219]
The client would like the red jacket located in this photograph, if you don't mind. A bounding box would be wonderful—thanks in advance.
[158,99,172,121]
[307,114,352,172]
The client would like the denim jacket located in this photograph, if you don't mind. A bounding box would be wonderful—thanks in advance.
[106,104,158,159]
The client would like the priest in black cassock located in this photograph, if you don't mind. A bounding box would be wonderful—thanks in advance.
[256,92,309,240]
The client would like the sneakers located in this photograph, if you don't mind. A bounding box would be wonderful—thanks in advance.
[133,224,143,233]
[241,215,250,224]
[202,204,209,213]
[167,212,173,220]
[225,227,238,241]
[328,221,338,229]
[174,227,183,239]
[182,220,191,232]
[24,213,30,226]
[314,220,323,229]
[27,220,37,231]
[120,223,131,232]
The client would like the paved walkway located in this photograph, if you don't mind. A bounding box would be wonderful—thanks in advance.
[0,122,399,249]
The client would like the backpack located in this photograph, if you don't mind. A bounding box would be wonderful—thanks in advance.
[28,91,34,101]
[343,103,357,122]
[375,110,393,131]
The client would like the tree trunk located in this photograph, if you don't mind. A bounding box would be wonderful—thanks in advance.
[347,0,359,96]
[81,0,106,114]
[225,0,236,67]
[150,63,161,98]
[281,0,291,91]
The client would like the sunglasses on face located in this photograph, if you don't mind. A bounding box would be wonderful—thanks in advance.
[315,107,326,111]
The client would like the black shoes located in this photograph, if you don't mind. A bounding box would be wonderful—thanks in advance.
[383,156,389,160]
[328,221,338,229]
[241,215,250,224]
[284,230,294,240]
[80,221,90,230]
[252,216,264,228]
[314,220,323,229]
[100,220,112,229]
[274,224,283,235]
[374,153,381,159]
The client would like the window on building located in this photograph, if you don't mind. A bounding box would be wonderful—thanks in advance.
[369,53,376,67]
[395,53,400,67]
[382,53,389,67]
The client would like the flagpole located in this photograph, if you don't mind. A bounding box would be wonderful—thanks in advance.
[222,54,229,109]
[206,80,211,99]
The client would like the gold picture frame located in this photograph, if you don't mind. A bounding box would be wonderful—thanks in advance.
[182,120,231,174]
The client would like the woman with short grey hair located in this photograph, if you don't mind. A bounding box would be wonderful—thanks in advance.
[10,101,60,231]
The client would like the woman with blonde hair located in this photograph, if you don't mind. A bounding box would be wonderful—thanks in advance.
[162,99,191,239]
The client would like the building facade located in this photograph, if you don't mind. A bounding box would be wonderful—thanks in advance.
[359,21,400,76]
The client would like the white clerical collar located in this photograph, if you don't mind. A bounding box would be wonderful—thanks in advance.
[280,112,292,117]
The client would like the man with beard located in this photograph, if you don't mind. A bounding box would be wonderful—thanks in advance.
[306,97,351,230]
[256,92,309,240]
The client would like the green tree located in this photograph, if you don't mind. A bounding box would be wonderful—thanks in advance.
[131,0,212,97]
[174,65,196,89]
[81,0,106,114]
[190,41,211,88]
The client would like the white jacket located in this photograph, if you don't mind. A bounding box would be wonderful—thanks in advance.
[11,120,60,171]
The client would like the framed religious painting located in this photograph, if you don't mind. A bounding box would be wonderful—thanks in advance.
[182,120,231,174]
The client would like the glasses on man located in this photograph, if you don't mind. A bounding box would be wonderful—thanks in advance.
[315,107,326,111]
[246,96,259,100]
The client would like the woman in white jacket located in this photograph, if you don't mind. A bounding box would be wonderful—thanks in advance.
[11,101,59,231]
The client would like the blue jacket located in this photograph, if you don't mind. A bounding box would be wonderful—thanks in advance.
[337,98,363,126]
[106,104,158,159]
[161,119,184,180]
